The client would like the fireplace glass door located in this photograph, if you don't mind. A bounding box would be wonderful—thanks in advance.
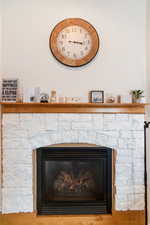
[37,147,112,215]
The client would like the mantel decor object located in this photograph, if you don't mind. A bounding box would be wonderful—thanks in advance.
[90,90,104,103]
[131,90,144,103]
[50,90,57,102]
[1,79,18,102]
[40,93,49,103]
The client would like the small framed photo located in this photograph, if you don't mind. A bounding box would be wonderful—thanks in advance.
[90,90,104,103]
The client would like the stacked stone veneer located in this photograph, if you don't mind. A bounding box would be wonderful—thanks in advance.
[1,113,144,213]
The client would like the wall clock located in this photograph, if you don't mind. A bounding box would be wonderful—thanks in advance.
[49,18,100,67]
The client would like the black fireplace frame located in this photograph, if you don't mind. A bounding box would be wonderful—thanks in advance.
[36,146,112,215]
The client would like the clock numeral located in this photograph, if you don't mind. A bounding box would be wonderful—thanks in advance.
[87,40,90,45]
[73,53,77,58]
[62,47,65,52]
[85,46,88,51]
[80,51,84,56]
[67,51,70,56]
[66,29,70,33]
[62,34,67,39]
[72,28,77,32]
[80,29,82,33]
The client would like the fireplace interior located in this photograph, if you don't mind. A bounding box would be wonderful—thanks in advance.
[37,146,112,215]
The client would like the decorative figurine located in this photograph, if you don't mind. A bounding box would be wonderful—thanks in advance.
[40,93,49,103]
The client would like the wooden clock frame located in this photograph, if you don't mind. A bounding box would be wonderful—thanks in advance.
[49,18,100,67]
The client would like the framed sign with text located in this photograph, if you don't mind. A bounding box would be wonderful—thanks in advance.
[1,79,18,102]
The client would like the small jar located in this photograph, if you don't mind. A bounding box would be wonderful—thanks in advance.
[50,90,57,102]
[106,94,115,103]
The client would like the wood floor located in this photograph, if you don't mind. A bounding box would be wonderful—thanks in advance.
[0,211,145,225]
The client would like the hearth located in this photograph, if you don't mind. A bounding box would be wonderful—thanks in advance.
[36,146,112,215]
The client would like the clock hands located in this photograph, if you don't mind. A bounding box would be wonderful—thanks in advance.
[68,40,83,45]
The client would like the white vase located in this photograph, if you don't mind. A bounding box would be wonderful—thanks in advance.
[133,97,145,103]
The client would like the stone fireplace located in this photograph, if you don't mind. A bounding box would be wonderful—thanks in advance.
[1,112,144,214]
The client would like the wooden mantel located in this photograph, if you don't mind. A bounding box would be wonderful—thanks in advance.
[0,102,146,114]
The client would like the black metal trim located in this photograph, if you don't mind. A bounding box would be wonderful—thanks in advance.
[36,146,112,215]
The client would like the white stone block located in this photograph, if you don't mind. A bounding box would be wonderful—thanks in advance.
[3,114,20,125]
[134,185,145,194]
[135,137,144,149]
[29,131,52,149]
[3,126,28,139]
[44,120,58,131]
[3,149,32,164]
[92,114,103,130]
[60,131,79,143]
[132,131,144,139]
[116,155,133,164]
[3,164,32,188]
[118,138,136,149]
[116,148,132,158]
[117,186,134,195]
[133,159,144,171]
[58,121,72,130]
[116,159,145,188]
[19,114,33,121]
[2,188,33,213]
[103,114,116,121]
[58,113,80,121]
[3,137,32,150]
[104,114,137,131]
[133,176,144,186]
[20,120,43,135]
[115,194,128,211]
[72,121,93,130]
[49,131,60,145]
[116,114,129,121]
[44,113,58,120]
[116,185,144,195]
[128,194,144,210]
[78,131,96,144]
[119,131,133,139]
[59,114,92,122]
[96,131,118,148]
[77,114,92,121]
[129,115,144,131]
[43,115,58,131]
[133,148,144,159]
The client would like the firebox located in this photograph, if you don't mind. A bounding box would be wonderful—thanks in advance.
[36,146,112,215]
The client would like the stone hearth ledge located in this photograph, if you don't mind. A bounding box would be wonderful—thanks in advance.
[1,113,145,213]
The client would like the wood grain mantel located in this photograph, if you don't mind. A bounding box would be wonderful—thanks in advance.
[0,102,146,114]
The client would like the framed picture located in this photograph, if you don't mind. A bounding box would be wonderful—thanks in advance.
[1,79,18,102]
[90,90,104,103]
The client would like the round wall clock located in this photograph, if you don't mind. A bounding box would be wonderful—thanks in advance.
[49,18,100,67]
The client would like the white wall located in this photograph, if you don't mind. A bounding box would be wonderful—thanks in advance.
[147,0,150,97]
[0,0,2,213]
[2,0,146,98]
[0,7,1,83]
[146,0,150,224]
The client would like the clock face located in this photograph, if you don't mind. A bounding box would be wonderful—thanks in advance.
[57,25,92,60]
[50,18,99,67]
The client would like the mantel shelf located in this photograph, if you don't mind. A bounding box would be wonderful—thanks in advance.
[0,102,147,114]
